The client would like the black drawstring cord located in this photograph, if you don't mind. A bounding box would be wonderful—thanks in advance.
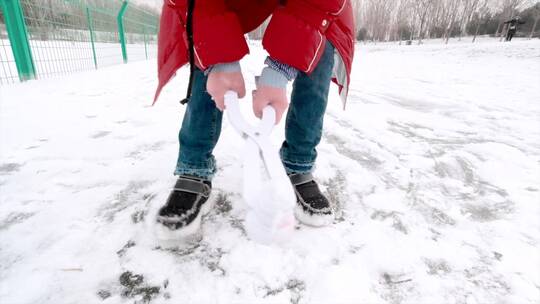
[180,0,195,105]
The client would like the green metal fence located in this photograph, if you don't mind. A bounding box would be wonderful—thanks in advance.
[0,0,159,85]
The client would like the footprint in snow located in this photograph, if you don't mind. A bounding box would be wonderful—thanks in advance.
[0,163,24,175]
[90,131,111,139]
[97,271,164,303]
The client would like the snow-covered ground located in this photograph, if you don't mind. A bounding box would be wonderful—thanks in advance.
[0,39,157,84]
[0,38,539,304]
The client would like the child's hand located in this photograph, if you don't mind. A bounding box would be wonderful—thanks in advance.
[207,62,246,111]
[252,85,288,125]
[252,65,290,124]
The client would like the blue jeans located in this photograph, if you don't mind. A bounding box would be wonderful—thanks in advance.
[175,41,334,180]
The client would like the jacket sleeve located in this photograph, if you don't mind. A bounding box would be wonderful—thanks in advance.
[262,0,347,74]
[167,0,249,70]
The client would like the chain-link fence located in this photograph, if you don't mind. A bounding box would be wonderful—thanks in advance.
[0,22,18,84]
[0,0,159,85]
[122,3,158,63]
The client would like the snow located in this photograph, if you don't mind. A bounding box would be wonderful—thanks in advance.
[1,39,157,83]
[132,0,162,11]
[1,37,539,304]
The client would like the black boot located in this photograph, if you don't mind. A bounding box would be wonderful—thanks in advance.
[289,173,334,227]
[156,176,213,240]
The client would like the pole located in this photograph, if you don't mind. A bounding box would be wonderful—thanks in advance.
[1,0,36,81]
[117,0,129,63]
[85,6,98,69]
[143,25,148,60]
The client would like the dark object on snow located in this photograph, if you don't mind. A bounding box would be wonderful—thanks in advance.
[118,271,161,302]
[96,289,111,300]
[289,173,334,227]
[180,0,196,105]
[119,271,143,288]
[156,176,212,230]
[504,16,526,41]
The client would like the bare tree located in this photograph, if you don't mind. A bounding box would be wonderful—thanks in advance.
[459,0,483,39]
[529,2,540,38]
[472,0,493,42]
[413,0,436,44]
[440,0,463,44]
[394,0,413,43]
[350,0,536,44]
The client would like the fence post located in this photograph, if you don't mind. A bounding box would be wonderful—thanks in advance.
[85,6,98,69]
[143,25,148,60]
[117,0,128,63]
[1,0,36,81]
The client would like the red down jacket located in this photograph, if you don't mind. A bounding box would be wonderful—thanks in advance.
[155,0,355,106]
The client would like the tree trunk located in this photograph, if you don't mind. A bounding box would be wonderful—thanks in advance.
[418,14,426,45]
[443,26,449,43]
[473,22,481,43]
[496,22,503,37]
[530,17,539,39]
[500,24,508,42]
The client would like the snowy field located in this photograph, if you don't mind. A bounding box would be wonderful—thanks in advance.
[0,38,539,304]
[0,39,157,84]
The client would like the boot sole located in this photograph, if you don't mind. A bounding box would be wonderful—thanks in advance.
[294,204,334,227]
[154,192,216,246]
